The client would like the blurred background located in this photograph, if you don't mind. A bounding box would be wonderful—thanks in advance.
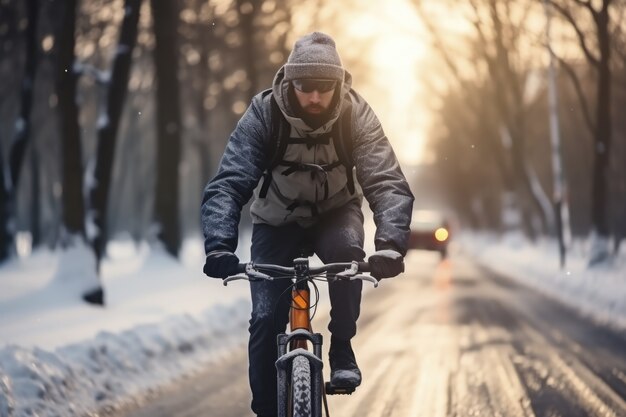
[1,0,625,303]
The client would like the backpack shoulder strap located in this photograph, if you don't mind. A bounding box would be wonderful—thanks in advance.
[260,94,290,198]
[332,96,355,194]
[268,94,290,169]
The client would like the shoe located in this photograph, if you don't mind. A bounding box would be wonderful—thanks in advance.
[329,336,362,387]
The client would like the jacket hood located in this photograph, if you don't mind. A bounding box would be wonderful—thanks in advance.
[271,65,353,135]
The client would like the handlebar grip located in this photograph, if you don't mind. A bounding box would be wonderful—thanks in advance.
[357,262,370,273]
[235,263,248,273]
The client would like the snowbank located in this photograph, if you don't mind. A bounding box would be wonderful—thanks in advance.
[0,300,249,417]
[458,231,626,330]
[0,236,252,417]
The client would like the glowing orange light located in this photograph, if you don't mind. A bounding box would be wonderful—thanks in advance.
[435,228,449,242]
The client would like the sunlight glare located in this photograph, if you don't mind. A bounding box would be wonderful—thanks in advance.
[344,1,428,165]
[291,0,431,165]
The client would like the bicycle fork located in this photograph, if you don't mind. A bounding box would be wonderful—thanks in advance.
[276,261,324,417]
[276,329,324,417]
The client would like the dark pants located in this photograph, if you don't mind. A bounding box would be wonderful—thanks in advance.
[248,201,365,416]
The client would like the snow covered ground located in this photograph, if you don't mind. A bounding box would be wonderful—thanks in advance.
[1,230,625,417]
[0,236,253,417]
[458,231,626,331]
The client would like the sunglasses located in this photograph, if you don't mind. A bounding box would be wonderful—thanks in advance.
[292,79,337,93]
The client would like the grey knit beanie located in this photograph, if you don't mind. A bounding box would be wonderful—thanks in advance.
[284,32,344,81]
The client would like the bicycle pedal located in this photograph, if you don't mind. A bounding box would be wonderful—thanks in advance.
[325,382,356,395]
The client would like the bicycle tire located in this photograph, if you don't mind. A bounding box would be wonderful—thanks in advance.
[291,355,312,417]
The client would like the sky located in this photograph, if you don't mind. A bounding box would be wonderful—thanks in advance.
[309,0,576,167]
[343,0,429,166]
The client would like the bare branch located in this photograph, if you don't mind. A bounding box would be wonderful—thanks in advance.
[491,0,524,104]
[555,54,596,136]
[613,5,625,39]
[414,0,496,124]
[413,1,465,88]
[468,0,491,60]
[548,0,600,67]
[614,29,626,65]
[572,0,597,17]
[511,2,533,44]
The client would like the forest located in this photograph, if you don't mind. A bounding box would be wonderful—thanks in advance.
[1,0,625,305]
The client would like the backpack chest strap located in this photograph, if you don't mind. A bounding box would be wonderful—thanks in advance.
[286,134,331,146]
[261,94,355,199]
[278,161,343,177]
[286,201,319,217]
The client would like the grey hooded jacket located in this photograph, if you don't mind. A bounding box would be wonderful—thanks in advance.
[201,67,415,256]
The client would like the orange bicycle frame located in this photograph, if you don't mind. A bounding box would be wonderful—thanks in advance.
[290,286,311,350]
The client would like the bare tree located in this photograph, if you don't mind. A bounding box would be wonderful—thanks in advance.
[87,0,143,265]
[9,0,39,192]
[415,0,552,237]
[29,145,41,247]
[0,146,9,261]
[237,0,261,101]
[151,0,182,257]
[57,0,86,242]
[430,84,509,230]
[548,0,615,265]
[56,0,103,305]
[470,0,554,236]
[190,0,215,184]
[0,0,40,263]
[614,6,626,251]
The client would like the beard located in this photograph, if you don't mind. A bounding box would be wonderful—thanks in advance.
[293,102,330,129]
[288,86,337,130]
[302,103,327,114]
[301,109,331,130]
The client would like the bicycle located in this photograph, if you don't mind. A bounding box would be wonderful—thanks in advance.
[223,257,379,417]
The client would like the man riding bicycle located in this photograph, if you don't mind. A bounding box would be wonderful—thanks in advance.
[201,32,414,417]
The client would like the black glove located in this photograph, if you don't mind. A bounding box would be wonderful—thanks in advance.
[203,250,240,279]
[368,249,404,279]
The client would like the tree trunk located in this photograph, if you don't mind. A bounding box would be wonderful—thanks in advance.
[1,0,40,263]
[56,0,103,305]
[57,0,86,238]
[237,0,258,101]
[495,67,552,237]
[550,0,615,264]
[9,0,39,188]
[87,0,142,264]
[0,146,10,261]
[588,2,613,266]
[487,0,552,235]
[30,147,41,248]
[196,4,213,184]
[151,0,182,257]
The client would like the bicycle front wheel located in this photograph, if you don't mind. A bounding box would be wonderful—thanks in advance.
[291,355,312,417]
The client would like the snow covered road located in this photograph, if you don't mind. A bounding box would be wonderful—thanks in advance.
[2,232,625,417]
[113,252,626,417]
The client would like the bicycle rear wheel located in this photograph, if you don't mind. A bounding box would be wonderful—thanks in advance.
[291,355,312,417]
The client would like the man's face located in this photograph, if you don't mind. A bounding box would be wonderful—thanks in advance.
[292,79,337,115]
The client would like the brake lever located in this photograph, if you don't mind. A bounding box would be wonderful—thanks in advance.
[246,263,273,281]
[223,274,248,286]
[351,274,379,287]
[335,261,359,278]
[223,264,273,286]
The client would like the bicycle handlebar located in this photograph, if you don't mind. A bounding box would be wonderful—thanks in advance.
[223,260,377,287]
[234,261,370,275]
